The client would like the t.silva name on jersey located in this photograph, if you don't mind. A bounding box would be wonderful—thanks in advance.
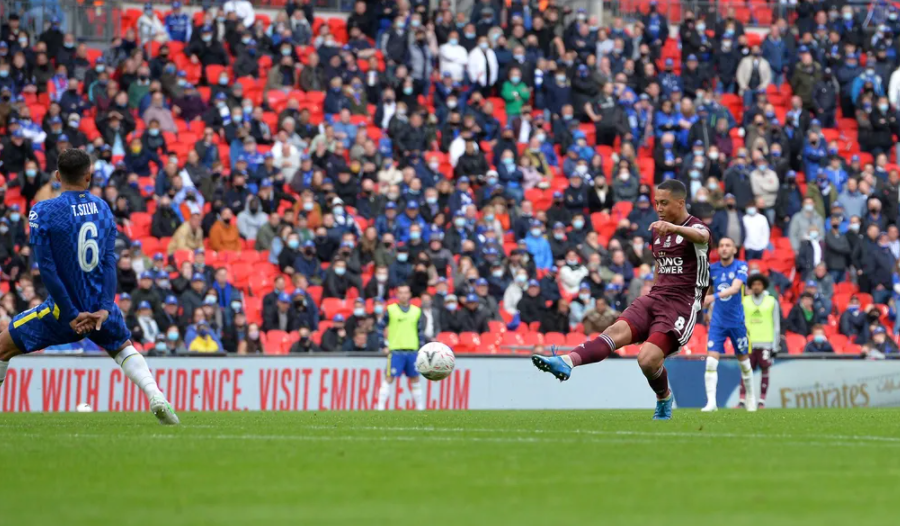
[71,202,100,217]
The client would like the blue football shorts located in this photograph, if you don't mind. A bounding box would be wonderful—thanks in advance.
[9,300,131,353]
[707,323,750,355]
[387,350,419,379]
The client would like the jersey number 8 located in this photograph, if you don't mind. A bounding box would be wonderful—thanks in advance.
[78,222,99,272]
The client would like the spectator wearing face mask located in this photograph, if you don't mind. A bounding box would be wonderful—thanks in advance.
[236,196,268,241]
[323,258,360,299]
[186,320,225,353]
[803,325,835,353]
[796,225,825,278]
[742,198,770,261]
[788,197,825,252]
[206,206,241,252]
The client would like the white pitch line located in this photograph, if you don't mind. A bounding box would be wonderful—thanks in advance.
[298,424,900,444]
[0,431,895,449]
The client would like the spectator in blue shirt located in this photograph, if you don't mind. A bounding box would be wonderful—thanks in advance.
[523,220,553,270]
[332,108,359,149]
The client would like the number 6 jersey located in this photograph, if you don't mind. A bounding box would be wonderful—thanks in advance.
[29,190,118,323]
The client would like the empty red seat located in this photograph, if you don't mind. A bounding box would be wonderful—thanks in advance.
[543,332,566,346]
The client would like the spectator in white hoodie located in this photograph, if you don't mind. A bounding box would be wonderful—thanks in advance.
[743,197,771,261]
[237,196,269,241]
[559,249,589,295]
[439,30,468,82]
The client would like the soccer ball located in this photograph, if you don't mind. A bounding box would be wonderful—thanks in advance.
[75,403,93,413]
[416,342,456,381]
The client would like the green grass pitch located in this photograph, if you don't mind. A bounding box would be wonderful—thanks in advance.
[1,409,899,526]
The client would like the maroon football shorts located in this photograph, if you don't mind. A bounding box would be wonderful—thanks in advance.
[618,294,700,355]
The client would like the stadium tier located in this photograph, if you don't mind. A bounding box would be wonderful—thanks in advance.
[0,0,898,357]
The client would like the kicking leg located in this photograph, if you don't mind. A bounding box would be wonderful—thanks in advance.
[702,351,720,412]
[638,333,675,420]
[532,320,634,381]
[0,330,24,388]
[108,342,179,425]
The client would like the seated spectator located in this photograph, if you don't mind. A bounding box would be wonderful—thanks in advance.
[516,279,544,325]
[803,325,835,353]
[321,314,348,352]
[185,320,225,353]
[866,326,899,356]
[263,292,301,333]
[785,292,822,337]
[540,299,570,334]
[290,326,322,353]
[582,296,620,336]
[209,208,242,252]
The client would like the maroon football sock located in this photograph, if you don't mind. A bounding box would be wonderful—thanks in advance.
[569,334,616,366]
[760,367,770,401]
[645,365,671,399]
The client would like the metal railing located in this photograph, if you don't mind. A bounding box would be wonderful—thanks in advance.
[1,0,122,43]
[606,0,888,27]
[605,0,798,26]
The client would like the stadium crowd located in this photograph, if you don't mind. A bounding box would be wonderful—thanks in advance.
[0,0,898,356]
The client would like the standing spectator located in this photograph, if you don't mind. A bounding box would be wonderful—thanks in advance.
[742,199,770,260]
[501,67,531,117]
[825,212,852,282]
[711,194,745,250]
[790,46,822,111]
[439,31,468,82]
[736,45,771,108]
[788,197,825,252]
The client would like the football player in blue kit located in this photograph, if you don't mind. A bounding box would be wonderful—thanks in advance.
[702,237,756,412]
[0,149,178,424]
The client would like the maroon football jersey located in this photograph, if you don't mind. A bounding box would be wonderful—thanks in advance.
[649,215,711,301]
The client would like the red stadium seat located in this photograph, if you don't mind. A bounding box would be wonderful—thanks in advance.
[785,333,806,355]
[320,298,345,318]
[457,332,481,353]
[566,332,588,347]
[543,332,566,346]
[436,332,460,348]
[264,330,291,355]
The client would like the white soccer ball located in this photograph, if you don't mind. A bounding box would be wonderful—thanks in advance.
[416,342,456,381]
[75,403,93,413]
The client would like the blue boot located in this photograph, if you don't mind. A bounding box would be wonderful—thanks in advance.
[531,346,572,382]
[653,393,674,420]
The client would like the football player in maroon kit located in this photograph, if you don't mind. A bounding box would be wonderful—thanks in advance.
[533,180,711,420]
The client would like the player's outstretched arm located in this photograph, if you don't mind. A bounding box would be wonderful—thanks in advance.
[649,221,710,245]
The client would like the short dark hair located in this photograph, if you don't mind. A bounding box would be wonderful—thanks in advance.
[57,148,92,185]
[657,179,687,199]
[747,274,769,290]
